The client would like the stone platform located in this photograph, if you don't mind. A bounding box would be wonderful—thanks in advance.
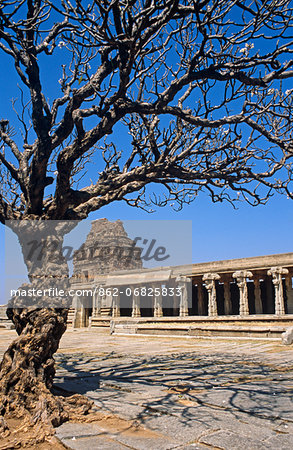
[90,315,293,340]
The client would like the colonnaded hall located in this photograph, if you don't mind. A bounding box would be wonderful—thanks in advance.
[63,219,293,340]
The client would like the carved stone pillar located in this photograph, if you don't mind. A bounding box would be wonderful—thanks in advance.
[132,286,141,318]
[197,283,205,316]
[154,284,163,317]
[268,267,289,315]
[203,273,220,317]
[176,276,191,317]
[254,277,263,314]
[112,289,120,317]
[171,279,179,315]
[92,286,102,317]
[92,289,97,317]
[223,280,232,315]
[80,299,86,327]
[71,294,79,328]
[232,270,253,316]
[92,290,97,317]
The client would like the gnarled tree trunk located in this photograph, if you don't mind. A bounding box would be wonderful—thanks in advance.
[0,308,69,422]
[0,221,93,441]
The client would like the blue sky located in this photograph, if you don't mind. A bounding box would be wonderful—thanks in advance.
[92,194,293,262]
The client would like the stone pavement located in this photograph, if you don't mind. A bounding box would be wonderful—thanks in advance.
[1,329,293,449]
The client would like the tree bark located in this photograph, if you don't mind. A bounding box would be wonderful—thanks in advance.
[0,221,93,439]
[0,308,69,423]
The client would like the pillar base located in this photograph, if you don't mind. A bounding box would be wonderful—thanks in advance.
[154,308,163,318]
[132,308,141,318]
[112,308,120,318]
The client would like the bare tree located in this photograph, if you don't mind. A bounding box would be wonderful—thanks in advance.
[1,0,293,441]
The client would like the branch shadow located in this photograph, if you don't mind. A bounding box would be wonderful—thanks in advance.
[53,350,293,435]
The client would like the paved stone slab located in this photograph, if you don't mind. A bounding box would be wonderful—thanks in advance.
[56,418,178,449]
[59,435,129,449]
[264,433,293,449]
[192,385,293,421]
[90,398,147,420]
[112,433,178,449]
[138,413,213,444]
[56,422,104,439]
[215,417,278,441]
[199,430,269,449]
[177,445,208,450]
[2,329,293,449]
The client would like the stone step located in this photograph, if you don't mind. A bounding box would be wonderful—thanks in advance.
[109,316,293,340]
[90,317,112,327]
[112,324,287,339]
[70,314,293,340]
[66,308,80,328]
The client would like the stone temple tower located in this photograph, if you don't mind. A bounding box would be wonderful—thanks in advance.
[72,218,143,279]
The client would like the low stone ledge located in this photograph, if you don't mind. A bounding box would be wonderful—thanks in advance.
[108,314,293,324]
[282,327,293,345]
[112,321,287,339]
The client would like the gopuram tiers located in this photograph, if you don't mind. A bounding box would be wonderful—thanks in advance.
[72,218,142,278]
